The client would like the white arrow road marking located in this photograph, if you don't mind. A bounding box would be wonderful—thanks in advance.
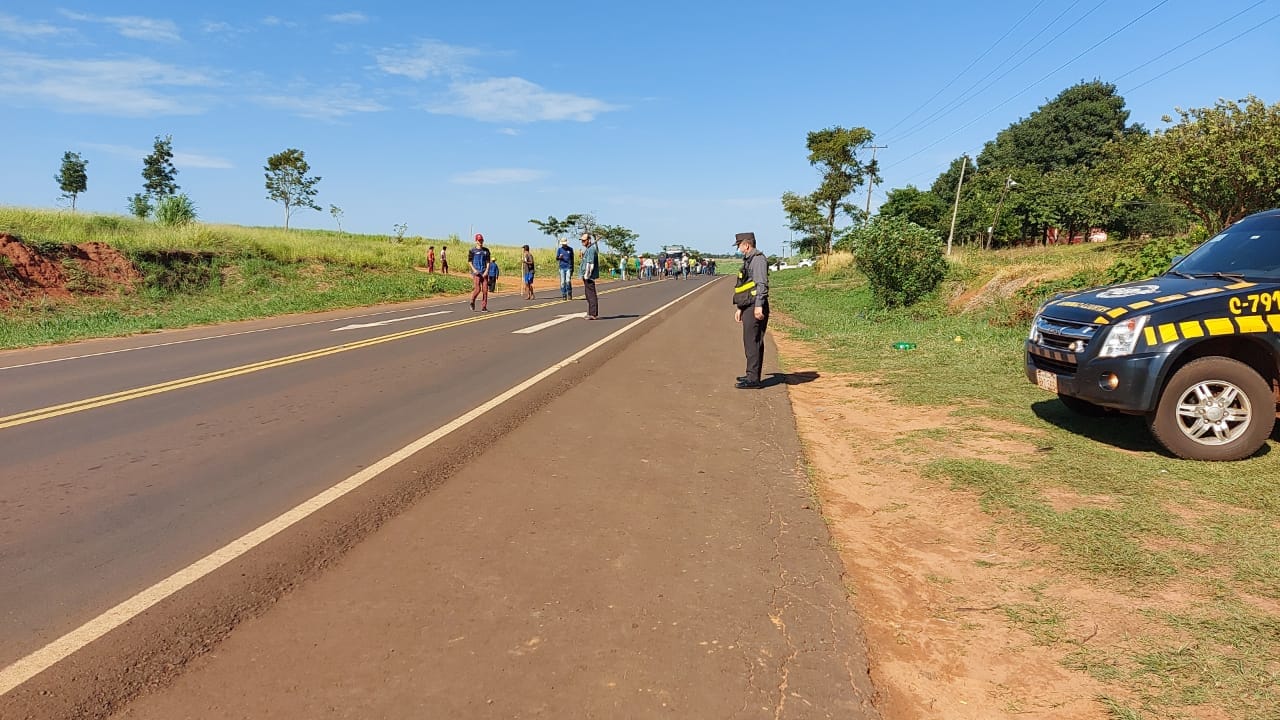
[332,311,451,331]
[512,313,586,334]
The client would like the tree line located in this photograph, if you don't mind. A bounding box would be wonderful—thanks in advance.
[53,137,322,230]
[784,83,1280,255]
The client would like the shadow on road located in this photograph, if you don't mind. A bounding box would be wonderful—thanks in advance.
[763,371,820,388]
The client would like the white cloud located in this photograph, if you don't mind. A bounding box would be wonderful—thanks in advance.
[81,142,232,169]
[254,84,387,120]
[59,10,181,42]
[451,168,548,185]
[261,16,297,28]
[0,14,64,37]
[498,128,520,136]
[0,51,214,116]
[430,77,619,123]
[325,12,368,24]
[201,20,234,33]
[375,40,477,80]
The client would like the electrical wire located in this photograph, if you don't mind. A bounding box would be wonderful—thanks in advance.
[1123,10,1280,93]
[883,0,1173,173]
[1112,0,1267,83]
[878,0,1049,138]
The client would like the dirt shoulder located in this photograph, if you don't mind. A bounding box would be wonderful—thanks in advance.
[773,330,1111,719]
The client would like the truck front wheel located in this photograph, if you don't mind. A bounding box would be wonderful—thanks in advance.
[1148,357,1275,461]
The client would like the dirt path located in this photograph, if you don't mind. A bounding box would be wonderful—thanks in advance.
[772,330,1112,719]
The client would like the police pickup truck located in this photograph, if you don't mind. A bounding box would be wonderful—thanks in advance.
[1026,208,1280,461]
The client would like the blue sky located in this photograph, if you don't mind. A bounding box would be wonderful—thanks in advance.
[1,1,1277,256]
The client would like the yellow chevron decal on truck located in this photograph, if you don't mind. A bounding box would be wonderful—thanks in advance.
[1137,315,1275,347]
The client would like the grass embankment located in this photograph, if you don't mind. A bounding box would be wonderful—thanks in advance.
[0,208,560,349]
[772,246,1279,720]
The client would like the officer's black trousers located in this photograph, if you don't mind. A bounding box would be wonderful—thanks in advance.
[742,302,769,382]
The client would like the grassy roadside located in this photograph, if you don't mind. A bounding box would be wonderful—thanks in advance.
[770,251,1280,720]
[0,208,561,349]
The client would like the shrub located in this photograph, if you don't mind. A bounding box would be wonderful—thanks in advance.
[849,215,948,307]
[154,194,198,227]
[1104,228,1204,283]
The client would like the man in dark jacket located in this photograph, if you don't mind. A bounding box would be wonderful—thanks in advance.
[732,232,769,389]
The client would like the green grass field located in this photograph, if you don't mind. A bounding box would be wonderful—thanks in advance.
[0,207,566,348]
[771,252,1280,720]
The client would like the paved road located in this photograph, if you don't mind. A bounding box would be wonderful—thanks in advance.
[0,278,880,719]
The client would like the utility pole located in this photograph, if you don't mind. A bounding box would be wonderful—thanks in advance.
[946,155,967,256]
[864,145,888,216]
[987,176,1017,250]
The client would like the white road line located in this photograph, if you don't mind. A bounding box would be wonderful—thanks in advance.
[0,306,454,372]
[0,278,718,697]
[511,313,585,334]
[331,311,451,331]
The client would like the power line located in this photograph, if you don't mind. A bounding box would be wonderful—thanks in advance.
[1123,10,1280,94]
[878,0,1049,138]
[883,0,1172,173]
[1112,0,1267,84]
[883,0,1099,146]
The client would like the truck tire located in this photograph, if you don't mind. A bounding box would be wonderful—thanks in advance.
[1148,357,1275,461]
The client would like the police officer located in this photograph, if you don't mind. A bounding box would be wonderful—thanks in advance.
[732,232,769,389]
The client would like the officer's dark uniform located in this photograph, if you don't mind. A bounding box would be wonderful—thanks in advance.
[733,233,770,388]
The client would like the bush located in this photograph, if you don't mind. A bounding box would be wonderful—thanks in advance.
[849,215,948,307]
[154,194,198,227]
[1104,228,1204,282]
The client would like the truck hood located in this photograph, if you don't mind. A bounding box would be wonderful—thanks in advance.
[1040,275,1265,325]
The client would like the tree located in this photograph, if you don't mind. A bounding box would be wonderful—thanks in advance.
[564,212,597,238]
[127,192,152,219]
[803,126,877,253]
[977,81,1139,174]
[264,148,322,230]
[879,185,947,229]
[528,215,570,243]
[596,224,638,257]
[1124,95,1280,232]
[142,134,179,200]
[846,215,948,308]
[781,191,829,256]
[329,204,344,234]
[55,151,88,212]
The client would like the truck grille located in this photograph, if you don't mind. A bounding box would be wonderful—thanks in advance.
[1029,316,1099,376]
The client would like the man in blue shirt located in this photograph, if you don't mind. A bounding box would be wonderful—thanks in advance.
[468,233,493,311]
[580,232,600,320]
[555,237,574,301]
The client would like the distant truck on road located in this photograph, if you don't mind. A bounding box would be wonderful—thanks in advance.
[1026,208,1280,461]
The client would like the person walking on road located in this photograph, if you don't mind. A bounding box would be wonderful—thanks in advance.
[732,232,769,389]
[556,237,575,300]
[440,245,449,274]
[521,244,536,300]
[468,233,493,311]
[580,232,600,320]
[426,246,436,273]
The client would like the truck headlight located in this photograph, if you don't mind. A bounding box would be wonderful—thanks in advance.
[1097,315,1149,358]
[1028,313,1042,342]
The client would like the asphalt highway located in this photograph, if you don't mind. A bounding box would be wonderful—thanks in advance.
[0,277,716,679]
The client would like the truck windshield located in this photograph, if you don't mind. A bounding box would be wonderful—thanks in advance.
[1171,215,1280,280]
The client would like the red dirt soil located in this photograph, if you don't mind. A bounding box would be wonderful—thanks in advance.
[0,234,141,309]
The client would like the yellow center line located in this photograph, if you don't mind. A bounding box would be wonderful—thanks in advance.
[0,282,652,431]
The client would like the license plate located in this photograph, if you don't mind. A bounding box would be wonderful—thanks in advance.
[1035,369,1058,394]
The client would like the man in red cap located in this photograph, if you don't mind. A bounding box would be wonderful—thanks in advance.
[468,233,493,311]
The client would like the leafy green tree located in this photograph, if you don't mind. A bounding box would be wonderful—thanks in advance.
[781,191,831,256]
[1124,95,1280,232]
[596,224,638,257]
[55,151,88,212]
[127,192,152,219]
[564,212,597,238]
[528,215,570,243]
[879,185,947,229]
[845,215,947,308]
[142,134,180,199]
[798,126,877,253]
[977,81,1140,173]
[264,148,322,230]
